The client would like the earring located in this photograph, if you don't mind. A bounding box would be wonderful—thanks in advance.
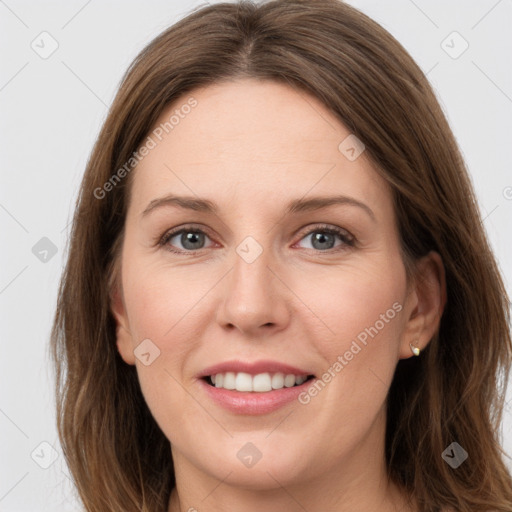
[409,343,421,356]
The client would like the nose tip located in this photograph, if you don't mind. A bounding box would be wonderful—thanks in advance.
[224,304,276,333]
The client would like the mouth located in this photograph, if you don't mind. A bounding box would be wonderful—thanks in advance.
[202,372,316,392]
[197,360,317,414]
[199,373,317,415]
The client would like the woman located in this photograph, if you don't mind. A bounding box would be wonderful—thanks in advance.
[51,1,512,511]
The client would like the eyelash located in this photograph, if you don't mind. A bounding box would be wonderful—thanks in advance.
[157,223,356,255]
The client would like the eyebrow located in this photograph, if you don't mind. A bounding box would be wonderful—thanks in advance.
[141,194,376,222]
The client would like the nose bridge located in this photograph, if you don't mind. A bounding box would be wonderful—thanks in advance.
[232,235,272,298]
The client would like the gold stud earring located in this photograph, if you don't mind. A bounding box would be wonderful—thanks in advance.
[409,343,421,356]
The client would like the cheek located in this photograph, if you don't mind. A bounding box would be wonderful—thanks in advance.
[120,265,211,440]
[122,260,210,344]
[293,259,406,407]
[294,258,406,348]
[285,264,406,462]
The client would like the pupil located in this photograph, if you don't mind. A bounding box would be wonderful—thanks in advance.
[313,232,334,250]
[182,232,204,250]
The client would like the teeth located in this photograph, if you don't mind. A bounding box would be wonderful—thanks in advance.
[271,372,284,389]
[235,372,253,392]
[253,373,272,392]
[284,374,296,387]
[223,372,236,390]
[209,372,309,392]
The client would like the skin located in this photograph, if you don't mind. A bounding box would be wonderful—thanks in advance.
[111,78,446,512]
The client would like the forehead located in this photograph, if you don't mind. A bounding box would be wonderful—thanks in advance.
[130,78,390,216]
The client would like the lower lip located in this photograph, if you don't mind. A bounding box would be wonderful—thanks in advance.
[199,378,315,415]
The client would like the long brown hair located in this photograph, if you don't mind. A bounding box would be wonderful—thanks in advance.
[50,1,512,510]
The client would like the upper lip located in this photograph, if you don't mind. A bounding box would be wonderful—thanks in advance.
[197,360,314,378]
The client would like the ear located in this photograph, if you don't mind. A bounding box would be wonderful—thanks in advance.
[110,281,136,365]
[398,251,447,359]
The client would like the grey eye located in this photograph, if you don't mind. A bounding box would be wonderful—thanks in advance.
[309,231,337,250]
[166,230,212,251]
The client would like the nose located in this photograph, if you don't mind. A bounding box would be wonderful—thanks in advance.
[215,241,291,337]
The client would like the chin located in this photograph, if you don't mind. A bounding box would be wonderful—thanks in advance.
[211,460,307,491]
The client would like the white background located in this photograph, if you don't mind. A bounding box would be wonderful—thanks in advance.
[1,1,511,510]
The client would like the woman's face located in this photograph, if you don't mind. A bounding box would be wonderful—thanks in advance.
[113,78,429,491]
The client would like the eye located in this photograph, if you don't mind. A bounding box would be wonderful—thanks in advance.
[159,226,215,253]
[158,223,355,254]
[295,224,355,252]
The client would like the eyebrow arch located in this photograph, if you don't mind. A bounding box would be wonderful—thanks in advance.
[141,194,376,222]
[142,195,218,217]
[288,195,376,222]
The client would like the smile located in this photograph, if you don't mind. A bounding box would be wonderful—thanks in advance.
[206,372,315,392]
